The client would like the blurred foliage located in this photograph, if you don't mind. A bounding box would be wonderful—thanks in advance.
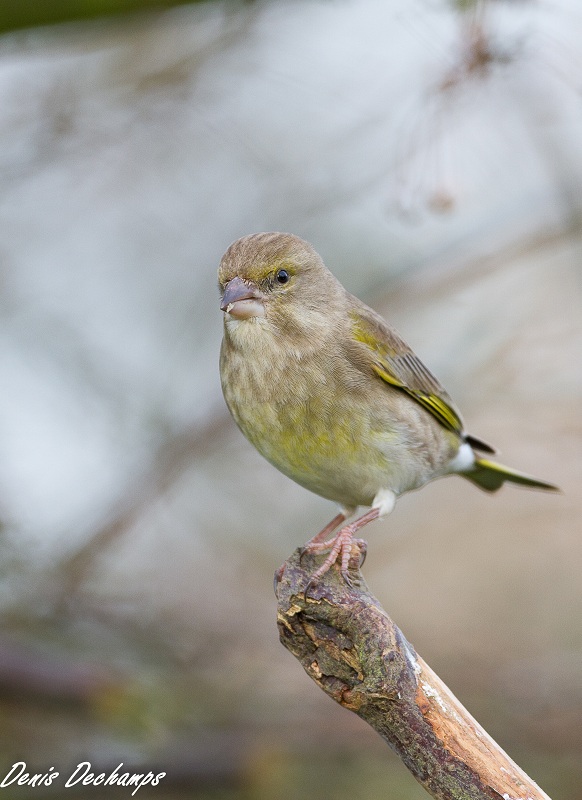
[0,0,217,36]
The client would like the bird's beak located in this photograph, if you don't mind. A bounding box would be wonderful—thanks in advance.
[220,276,266,319]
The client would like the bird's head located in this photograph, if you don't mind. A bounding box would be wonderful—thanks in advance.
[218,232,340,340]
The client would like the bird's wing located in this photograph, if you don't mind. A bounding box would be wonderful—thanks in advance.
[348,302,465,437]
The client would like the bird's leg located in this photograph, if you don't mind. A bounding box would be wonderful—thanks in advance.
[303,507,381,595]
[302,509,352,552]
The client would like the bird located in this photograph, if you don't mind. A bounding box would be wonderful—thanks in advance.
[218,232,558,587]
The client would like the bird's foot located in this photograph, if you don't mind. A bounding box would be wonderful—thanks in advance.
[302,525,367,597]
[301,506,380,598]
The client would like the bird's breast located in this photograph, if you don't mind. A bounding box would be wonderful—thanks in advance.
[220,321,458,505]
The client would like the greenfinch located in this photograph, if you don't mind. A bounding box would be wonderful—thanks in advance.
[218,232,558,585]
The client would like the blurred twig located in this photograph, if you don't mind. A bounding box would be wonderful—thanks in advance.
[58,409,230,605]
[276,548,552,800]
[0,636,117,707]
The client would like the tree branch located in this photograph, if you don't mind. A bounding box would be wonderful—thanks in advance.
[275,549,551,800]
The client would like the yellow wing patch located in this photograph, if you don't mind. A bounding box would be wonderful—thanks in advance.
[372,362,464,435]
[351,310,464,436]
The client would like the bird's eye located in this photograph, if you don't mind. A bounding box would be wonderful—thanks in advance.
[275,269,289,284]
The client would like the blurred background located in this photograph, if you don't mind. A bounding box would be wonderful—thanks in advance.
[0,0,580,798]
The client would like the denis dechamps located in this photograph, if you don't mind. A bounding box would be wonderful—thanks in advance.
[0,762,166,795]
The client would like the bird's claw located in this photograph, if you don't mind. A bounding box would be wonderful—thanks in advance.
[357,539,368,569]
[273,564,285,594]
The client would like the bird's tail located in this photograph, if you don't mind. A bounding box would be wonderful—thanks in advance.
[462,457,559,493]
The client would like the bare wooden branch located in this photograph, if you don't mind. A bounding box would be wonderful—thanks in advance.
[275,549,551,800]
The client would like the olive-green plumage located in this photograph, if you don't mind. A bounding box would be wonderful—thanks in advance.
[218,232,558,543]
